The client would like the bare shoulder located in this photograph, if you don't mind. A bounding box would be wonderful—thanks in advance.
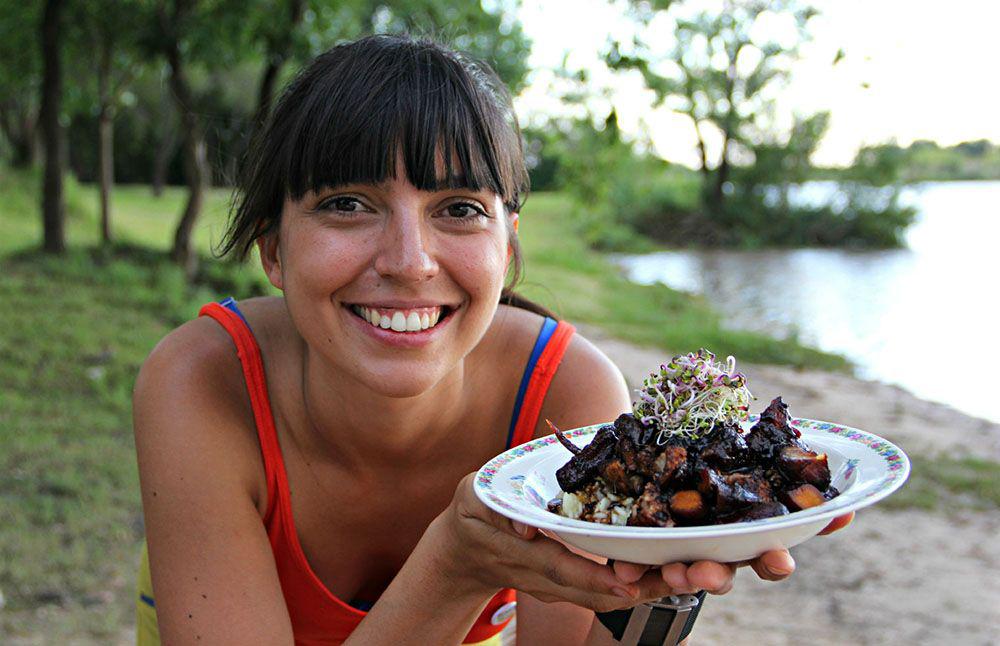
[133,311,266,514]
[488,305,630,439]
[535,328,632,439]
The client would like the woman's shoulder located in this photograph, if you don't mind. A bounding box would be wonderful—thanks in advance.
[133,299,273,510]
[490,305,632,438]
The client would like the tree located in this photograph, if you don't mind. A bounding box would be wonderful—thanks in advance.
[0,2,42,168]
[251,0,307,127]
[607,0,819,215]
[72,0,146,245]
[145,0,254,274]
[39,0,66,254]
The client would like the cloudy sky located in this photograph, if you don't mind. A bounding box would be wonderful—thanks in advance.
[514,0,998,167]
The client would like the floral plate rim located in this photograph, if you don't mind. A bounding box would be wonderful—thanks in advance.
[474,417,910,538]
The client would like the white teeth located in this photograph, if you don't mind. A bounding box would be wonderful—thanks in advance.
[353,305,447,332]
[390,311,407,331]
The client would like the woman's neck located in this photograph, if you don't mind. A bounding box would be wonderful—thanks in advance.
[295,342,475,473]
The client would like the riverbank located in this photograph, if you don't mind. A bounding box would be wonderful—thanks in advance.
[582,323,1000,645]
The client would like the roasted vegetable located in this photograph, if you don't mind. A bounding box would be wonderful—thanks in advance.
[780,484,826,511]
[668,490,706,521]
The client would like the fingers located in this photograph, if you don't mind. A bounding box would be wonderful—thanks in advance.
[748,550,796,581]
[686,561,736,595]
[612,560,649,585]
[658,561,736,596]
[511,521,538,540]
[818,511,854,535]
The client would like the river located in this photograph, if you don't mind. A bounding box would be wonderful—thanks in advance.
[615,180,999,424]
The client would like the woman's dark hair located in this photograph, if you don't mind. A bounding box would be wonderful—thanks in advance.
[218,33,554,318]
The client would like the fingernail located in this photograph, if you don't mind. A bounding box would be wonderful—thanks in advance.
[767,554,795,576]
[512,521,528,537]
[612,586,636,599]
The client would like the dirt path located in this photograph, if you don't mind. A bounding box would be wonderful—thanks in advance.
[581,325,1000,645]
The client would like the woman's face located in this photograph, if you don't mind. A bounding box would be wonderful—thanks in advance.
[261,153,514,398]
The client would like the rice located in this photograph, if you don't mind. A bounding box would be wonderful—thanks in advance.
[558,477,636,525]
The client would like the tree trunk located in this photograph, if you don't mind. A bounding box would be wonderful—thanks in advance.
[0,102,38,168]
[253,0,306,127]
[151,112,178,197]
[97,41,114,245]
[711,138,730,210]
[39,0,65,254]
[163,19,205,277]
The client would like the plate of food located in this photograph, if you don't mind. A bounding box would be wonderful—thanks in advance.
[474,349,909,564]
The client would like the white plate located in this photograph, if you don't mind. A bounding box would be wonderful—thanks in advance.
[474,417,910,564]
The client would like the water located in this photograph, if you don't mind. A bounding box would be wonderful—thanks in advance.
[615,181,999,423]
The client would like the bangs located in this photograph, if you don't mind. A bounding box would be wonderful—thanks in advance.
[280,42,524,210]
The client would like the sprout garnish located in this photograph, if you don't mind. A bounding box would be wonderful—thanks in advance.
[633,348,753,443]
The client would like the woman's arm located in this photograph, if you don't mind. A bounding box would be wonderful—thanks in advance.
[516,333,635,643]
[134,320,294,645]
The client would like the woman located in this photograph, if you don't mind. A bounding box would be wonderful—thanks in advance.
[133,34,851,645]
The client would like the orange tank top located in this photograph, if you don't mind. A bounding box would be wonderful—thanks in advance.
[197,299,576,645]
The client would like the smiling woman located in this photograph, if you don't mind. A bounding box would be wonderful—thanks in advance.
[132,34,817,646]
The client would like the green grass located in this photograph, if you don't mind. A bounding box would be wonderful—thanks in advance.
[883,454,1000,512]
[0,166,854,642]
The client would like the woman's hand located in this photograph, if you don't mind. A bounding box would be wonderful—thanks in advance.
[432,476,858,608]
[430,474,689,612]
[602,511,857,596]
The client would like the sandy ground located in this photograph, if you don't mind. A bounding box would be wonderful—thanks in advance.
[580,324,1000,646]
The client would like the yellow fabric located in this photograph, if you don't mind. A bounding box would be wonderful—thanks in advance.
[135,542,160,645]
[135,541,504,645]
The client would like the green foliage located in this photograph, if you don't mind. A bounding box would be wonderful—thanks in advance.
[816,139,1000,183]
[538,113,699,252]
[609,0,819,199]
[883,454,1000,511]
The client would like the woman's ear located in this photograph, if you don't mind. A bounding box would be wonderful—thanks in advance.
[257,233,284,291]
[511,212,519,234]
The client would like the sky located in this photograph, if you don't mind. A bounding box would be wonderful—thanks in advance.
[514,0,1000,167]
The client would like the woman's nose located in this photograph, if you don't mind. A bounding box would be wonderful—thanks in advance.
[372,213,439,282]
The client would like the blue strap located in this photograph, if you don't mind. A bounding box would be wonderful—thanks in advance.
[506,317,558,449]
[219,296,252,331]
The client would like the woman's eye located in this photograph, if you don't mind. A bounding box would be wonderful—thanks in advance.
[443,202,486,220]
[319,196,365,213]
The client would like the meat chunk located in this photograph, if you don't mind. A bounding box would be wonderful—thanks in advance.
[700,423,751,470]
[654,445,688,486]
[745,397,800,461]
[600,458,631,494]
[630,483,674,527]
[777,445,831,490]
[555,425,618,492]
[727,501,790,523]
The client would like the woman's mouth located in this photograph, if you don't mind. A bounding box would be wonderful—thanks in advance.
[346,304,455,333]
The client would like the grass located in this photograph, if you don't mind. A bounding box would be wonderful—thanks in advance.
[883,454,1000,512]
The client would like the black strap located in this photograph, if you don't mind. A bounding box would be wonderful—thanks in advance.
[596,590,707,645]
